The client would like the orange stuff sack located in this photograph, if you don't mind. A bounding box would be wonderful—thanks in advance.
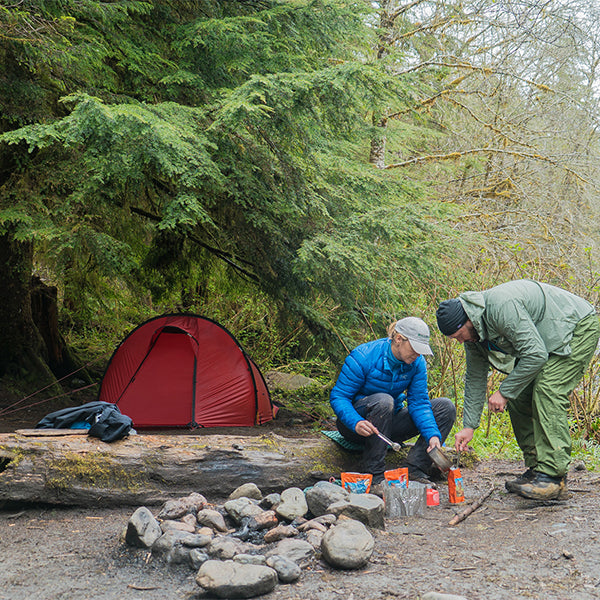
[341,472,373,494]
[384,467,409,488]
[448,467,465,503]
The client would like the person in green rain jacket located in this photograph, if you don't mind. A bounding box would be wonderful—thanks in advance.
[436,280,599,500]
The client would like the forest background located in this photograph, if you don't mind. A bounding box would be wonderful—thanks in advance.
[1,0,600,464]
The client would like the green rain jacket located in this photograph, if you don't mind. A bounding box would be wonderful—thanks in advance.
[459,279,595,429]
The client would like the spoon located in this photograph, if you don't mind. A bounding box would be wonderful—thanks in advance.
[376,432,402,452]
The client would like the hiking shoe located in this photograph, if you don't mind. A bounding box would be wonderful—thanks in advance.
[505,468,536,493]
[512,472,567,500]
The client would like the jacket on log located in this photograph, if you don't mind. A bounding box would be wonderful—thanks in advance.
[36,401,133,443]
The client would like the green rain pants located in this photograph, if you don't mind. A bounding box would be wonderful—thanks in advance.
[507,313,600,478]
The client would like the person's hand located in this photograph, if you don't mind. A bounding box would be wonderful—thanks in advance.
[427,436,441,452]
[454,427,474,452]
[355,419,379,437]
[488,391,508,414]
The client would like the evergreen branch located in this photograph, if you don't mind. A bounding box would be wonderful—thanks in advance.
[129,206,259,281]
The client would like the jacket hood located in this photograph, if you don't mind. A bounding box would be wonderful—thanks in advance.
[459,291,487,339]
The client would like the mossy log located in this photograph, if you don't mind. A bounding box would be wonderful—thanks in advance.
[0,430,409,508]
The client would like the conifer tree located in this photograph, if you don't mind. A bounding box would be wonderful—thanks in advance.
[1,1,452,385]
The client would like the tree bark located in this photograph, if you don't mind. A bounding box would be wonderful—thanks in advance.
[0,230,83,398]
[30,275,89,382]
[0,431,408,507]
[0,232,58,390]
[369,114,388,168]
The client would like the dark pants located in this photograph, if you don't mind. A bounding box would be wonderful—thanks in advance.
[336,393,456,482]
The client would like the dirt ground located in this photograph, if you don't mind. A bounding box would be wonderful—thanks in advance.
[2,392,600,600]
[2,450,600,600]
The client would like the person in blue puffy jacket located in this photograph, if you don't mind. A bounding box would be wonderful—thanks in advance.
[330,317,456,485]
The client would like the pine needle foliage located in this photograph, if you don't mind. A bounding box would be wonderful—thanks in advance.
[0,0,462,365]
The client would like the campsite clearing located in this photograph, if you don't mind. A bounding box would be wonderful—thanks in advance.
[1,457,600,600]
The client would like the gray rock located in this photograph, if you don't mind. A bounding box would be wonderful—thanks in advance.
[166,544,192,565]
[263,524,298,543]
[224,497,265,523]
[152,530,190,557]
[234,553,267,565]
[160,519,196,533]
[196,508,229,532]
[125,507,162,548]
[181,533,213,548]
[327,493,385,529]
[305,529,324,548]
[189,549,210,570]
[266,538,315,567]
[197,526,215,538]
[157,492,207,520]
[229,483,263,501]
[207,535,247,560]
[275,487,308,521]
[260,493,281,509]
[246,510,278,531]
[266,555,302,583]
[196,560,278,598]
[321,519,374,569]
[305,481,349,517]
[265,371,317,390]
[296,514,335,533]
[152,530,211,558]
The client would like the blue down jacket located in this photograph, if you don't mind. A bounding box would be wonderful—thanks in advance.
[330,338,441,441]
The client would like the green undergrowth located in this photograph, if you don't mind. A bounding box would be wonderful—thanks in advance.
[447,410,600,471]
[271,383,334,430]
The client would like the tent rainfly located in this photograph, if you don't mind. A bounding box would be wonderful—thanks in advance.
[98,314,275,428]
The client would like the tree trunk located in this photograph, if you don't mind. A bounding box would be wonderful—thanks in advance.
[369,115,388,168]
[0,431,408,507]
[30,275,89,382]
[0,232,58,391]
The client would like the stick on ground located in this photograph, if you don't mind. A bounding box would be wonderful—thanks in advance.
[448,485,495,526]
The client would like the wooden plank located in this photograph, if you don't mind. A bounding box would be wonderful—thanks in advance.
[16,429,89,437]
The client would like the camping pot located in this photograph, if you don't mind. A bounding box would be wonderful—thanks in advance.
[428,446,452,473]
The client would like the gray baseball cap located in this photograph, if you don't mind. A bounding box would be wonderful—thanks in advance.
[394,317,433,356]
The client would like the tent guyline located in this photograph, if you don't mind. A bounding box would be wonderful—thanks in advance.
[0,383,99,418]
[0,355,106,418]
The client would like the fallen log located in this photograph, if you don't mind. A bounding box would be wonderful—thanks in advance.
[0,430,408,508]
[448,485,495,526]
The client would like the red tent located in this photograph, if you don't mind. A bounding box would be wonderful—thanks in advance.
[98,314,275,428]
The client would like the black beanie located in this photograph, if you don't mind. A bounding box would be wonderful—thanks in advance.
[436,299,468,336]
